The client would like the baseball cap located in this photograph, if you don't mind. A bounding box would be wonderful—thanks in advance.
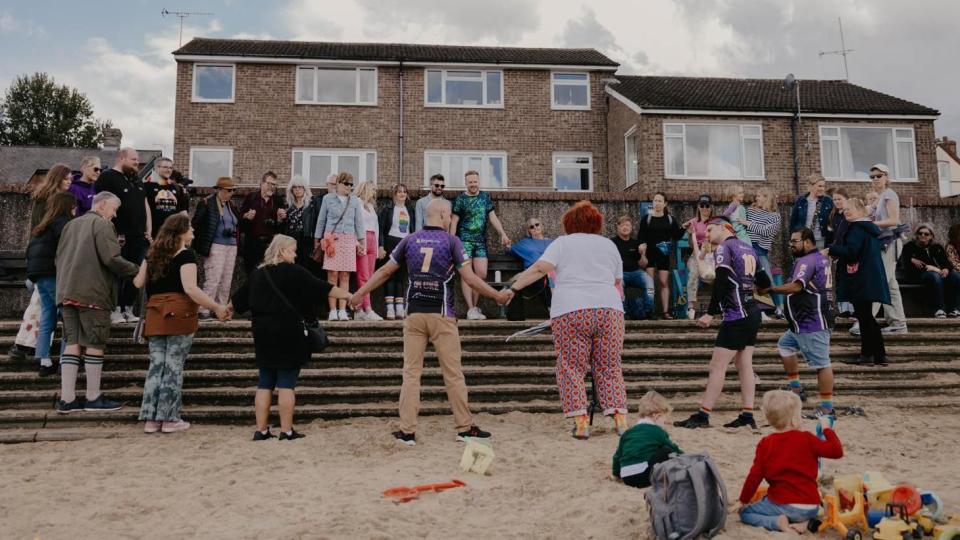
[870,163,890,174]
[697,194,712,204]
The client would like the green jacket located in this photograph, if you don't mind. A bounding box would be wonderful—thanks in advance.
[612,421,682,477]
[55,211,139,309]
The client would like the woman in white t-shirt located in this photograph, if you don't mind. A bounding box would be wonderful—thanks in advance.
[353,181,383,321]
[507,201,627,440]
[377,184,415,319]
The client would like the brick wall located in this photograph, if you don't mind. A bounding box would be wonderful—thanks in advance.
[606,99,941,202]
[173,62,609,191]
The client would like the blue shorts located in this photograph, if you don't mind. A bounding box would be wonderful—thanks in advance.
[257,367,301,390]
[777,329,831,368]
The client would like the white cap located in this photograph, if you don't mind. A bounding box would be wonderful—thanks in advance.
[870,163,890,174]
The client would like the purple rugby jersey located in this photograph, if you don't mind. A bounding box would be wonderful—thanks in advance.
[390,226,468,317]
[713,237,759,322]
[784,250,834,333]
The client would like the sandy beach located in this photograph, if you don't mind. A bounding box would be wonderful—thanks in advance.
[1,408,958,540]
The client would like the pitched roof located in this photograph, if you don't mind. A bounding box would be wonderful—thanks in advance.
[173,38,619,68]
[610,76,939,116]
[0,147,163,184]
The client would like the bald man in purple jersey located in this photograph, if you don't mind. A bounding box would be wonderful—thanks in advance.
[351,198,511,447]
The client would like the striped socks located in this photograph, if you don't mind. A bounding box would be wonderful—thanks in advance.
[786,372,802,390]
[819,392,834,412]
[697,405,712,419]
[84,354,104,401]
[59,354,81,403]
[740,406,754,419]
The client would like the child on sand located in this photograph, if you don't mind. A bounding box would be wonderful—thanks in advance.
[722,185,752,244]
[611,391,682,488]
[735,390,843,533]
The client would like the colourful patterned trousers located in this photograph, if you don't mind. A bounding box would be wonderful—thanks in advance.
[551,308,627,417]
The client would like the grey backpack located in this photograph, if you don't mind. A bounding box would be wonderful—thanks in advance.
[644,453,729,540]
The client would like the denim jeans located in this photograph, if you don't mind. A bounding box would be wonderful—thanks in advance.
[34,276,58,360]
[139,334,195,422]
[752,243,782,309]
[622,269,654,320]
[741,496,820,531]
[920,270,960,313]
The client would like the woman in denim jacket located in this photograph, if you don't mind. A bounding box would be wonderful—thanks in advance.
[314,172,365,321]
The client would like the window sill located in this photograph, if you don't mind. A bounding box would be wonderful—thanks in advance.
[664,176,767,182]
[551,105,591,111]
[824,178,920,183]
[295,101,378,106]
[191,98,235,104]
[424,103,505,110]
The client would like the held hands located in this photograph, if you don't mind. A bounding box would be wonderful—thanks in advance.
[348,293,364,310]
[496,288,515,306]
[377,247,386,260]
[213,304,230,322]
[277,208,287,221]
[696,314,714,328]
[356,242,365,257]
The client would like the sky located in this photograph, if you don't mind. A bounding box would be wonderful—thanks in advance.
[0,0,955,158]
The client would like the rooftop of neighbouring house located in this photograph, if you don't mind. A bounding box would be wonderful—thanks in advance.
[610,75,940,116]
[173,37,620,68]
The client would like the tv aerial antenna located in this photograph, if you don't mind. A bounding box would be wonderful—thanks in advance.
[162,8,214,46]
[818,17,854,81]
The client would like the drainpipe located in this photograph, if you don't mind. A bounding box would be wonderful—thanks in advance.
[790,115,799,196]
[398,60,404,185]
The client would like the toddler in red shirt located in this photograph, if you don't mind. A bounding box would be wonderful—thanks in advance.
[735,390,843,532]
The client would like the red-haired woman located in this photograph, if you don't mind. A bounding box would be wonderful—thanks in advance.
[508,201,628,440]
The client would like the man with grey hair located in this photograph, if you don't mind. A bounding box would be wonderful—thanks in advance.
[145,156,188,237]
[54,191,139,413]
[95,147,151,323]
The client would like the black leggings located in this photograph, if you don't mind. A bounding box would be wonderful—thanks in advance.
[853,301,886,358]
[383,235,406,300]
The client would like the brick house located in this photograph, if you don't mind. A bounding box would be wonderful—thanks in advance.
[606,76,942,201]
[172,38,942,200]
[172,38,618,191]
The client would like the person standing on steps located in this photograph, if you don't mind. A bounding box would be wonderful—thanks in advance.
[378,183,415,320]
[231,234,353,441]
[637,192,684,319]
[193,177,241,320]
[68,156,101,216]
[354,180,383,321]
[54,192,140,413]
[675,217,765,431]
[350,198,508,447]
[789,174,834,249]
[415,174,446,232]
[450,170,511,320]
[95,147,152,325]
[239,172,287,275]
[869,164,908,334]
[314,172,365,321]
[682,195,715,320]
[827,198,890,366]
[144,157,188,238]
[757,228,836,419]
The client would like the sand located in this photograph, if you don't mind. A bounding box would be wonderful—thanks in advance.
[1,408,958,540]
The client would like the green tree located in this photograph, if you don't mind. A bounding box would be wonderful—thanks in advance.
[0,72,111,148]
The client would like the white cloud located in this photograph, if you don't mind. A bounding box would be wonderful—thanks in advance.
[0,9,45,37]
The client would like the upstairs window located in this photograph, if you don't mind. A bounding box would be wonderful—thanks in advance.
[551,72,590,110]
[425,69,503,108]
[193,64,235,103]
[663,123,764,180]
[296,67,377,105]
[819,126,917,181]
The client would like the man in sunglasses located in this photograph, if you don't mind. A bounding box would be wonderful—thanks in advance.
[192,176,241,319]
[69,156,102,216]
[506,217,554,319]
[415,174,447,232]
[901,224,960,318]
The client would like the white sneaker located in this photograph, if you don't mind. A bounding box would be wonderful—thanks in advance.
[110,308,126,325]
[466,307,485,320]
[849,322,860,336]
[881,323,908,334]
[687,308,696,320]
[365,309,383,321]
[338,309,350,321]
[395,304,406,319]
[386,305,396,320]
[328,310,339,321]
[122,308,139,323]
[935,309,947,319]
[354,310,368,321]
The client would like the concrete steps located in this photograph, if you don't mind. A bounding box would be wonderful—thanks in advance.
[0,318,958,430]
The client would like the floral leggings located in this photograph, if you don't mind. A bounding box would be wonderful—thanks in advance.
[551,308,627,417]
[139,334,194,422]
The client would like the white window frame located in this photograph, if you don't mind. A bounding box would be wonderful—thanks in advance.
[422,150,508,189]
[550,71,591,110]
[624,125,639,188]
[294,66,377,106]
[192,63,235,103]
[291,148,378,186]
[423,69,504,109]
[552,152,593,192]
[188,147,234,186]
[662,122,765,181]
[818,124,918,183]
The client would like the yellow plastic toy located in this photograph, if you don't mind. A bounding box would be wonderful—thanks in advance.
[864,471,896,508]
[808,494,867,540]
[874,503,924,540]
[459,438,495,475]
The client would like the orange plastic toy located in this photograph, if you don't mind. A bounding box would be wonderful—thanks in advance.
[382,479,467,503]
[810,493,868,540]
[890,484,922,516]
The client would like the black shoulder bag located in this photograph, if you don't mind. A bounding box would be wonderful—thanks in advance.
[261,267,329,353]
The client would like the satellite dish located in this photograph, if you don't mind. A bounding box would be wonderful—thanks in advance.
[784,73,796,91]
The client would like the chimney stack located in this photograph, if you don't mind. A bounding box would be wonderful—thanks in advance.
[939,135,957,157]
[102,127,123,151]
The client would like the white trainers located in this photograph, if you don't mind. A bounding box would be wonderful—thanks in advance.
[328,310,339,321]
[881,323,908,334]
[338,309,350,321]
[935,309,947,319]
[687,308,696,320]
[365,309,383,321]
[354,310,368,321]
[386,305,396,320]
[849,322,861,336]
[466,307,486,320]
[122,308,139,323]
[110,308,126,325]
[395,304,406,319]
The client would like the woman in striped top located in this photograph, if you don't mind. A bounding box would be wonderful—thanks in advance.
[739,188,782,313]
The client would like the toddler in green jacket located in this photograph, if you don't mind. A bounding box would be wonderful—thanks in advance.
[612,391,683,488]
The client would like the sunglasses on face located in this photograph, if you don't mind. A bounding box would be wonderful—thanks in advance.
[342,183,354,187]
[698,203,710,208]
[869,174,886,179]
[918,231,932,237]
[529,223,542,229]
[92,167,102,173]
[433,184,444,188]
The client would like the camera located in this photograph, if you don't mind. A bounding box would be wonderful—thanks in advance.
[171,170,197,196]
[222,227,235,237]
[263,218,277,229]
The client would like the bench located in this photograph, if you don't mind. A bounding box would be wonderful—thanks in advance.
[485,253,552,320]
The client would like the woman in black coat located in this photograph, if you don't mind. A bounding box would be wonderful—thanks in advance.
[827,197,891,366]
[231,234,351,441]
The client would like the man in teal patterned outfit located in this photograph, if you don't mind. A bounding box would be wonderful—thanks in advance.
[450,170,511,320]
